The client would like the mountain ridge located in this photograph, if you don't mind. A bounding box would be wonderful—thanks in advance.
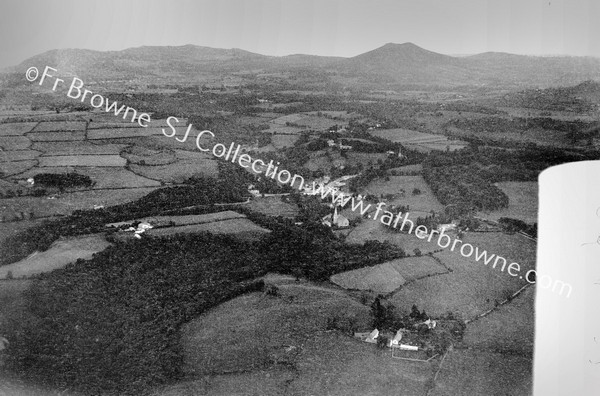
[6,42,600,88]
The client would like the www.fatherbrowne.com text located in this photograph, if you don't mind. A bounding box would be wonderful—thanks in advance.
[26,65,572,298]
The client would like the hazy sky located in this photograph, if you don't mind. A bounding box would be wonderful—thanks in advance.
[1,0,599,68]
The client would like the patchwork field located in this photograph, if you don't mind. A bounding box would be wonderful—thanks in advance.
[330,262,407,293]
[271,133,299,148]
[447,124,572,147]
[0,187,160,219]
[0,234,111,279]
[27,131,86,141]
[245,196,298,218]
[304,110,358,119]
[388,164,423,174]
[147,218,270,241]
[463,285,535,353]
[38,155,126,167]
[330,256,447,294]
[107,211,246,228]
[370,128,467,152]
[0,122,37,136]
[0,136,31,150]
[430,349,532,396]
[31,121,86,132]
[33,141,127,155]
[270,113,345,131]
[87,121,140,129]
[87,127,164,140]
[361,175,445,214]
[0,160,37,176]
[152,275,434,396]
[389,231,536,319]
[129,159,218,183]
[0,150,40,162]
[344,215,441,254]
[0,115,228,224]
[121,146,177,165]
[481,181,539,223]
[262,124,304,134]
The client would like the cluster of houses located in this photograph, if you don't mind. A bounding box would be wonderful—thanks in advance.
[355,318,437,351]
[300,175,360,228]
[106,220,154,239]
[326,139,352,150]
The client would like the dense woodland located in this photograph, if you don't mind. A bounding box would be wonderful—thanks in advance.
[33,173,93,191]
[423,143,600,216]
[4,214,405,395]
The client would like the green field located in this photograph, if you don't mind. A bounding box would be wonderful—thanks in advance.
[389,231,536,319]
[0,234,111,278]
[480,181,539,223]
[0,187,160,218]
[0,136,31,150]
[38,155,126,167]
[370,128,467,152]
[462,285,535,353]
[361,175,445,214]
[147,218,270,241]
[330,256,447,294]
[430,349,532,396]
[121,146,177,165]
[246,196,298,218]
[32,141,127,155]
[107,211,247,228]
[0,151,40,162]
[32,121,86,132]
[27,131,86,141]
[344,215,440,254]
[129,159,219,183]
[87,127,164,140]
[330,262,407,293]
[0,122,37,136]
[271,134,298,148]
[0,160,37,177]
[151,275,436,396]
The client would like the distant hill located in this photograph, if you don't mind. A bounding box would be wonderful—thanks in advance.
[338,42,467,84]
[4,42,600,89]
[338,43,600,87]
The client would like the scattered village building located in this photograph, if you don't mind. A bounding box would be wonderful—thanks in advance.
[247,184,261,197]
[437,223,457,233]
[365,328,379,343]
[122,222,154,239]
[322,206,350,228]
[390,329,404,346]
[422,319,437,329]
[355,329,419,351]
[338,141,352,150]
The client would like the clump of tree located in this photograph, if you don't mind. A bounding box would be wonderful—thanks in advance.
[4,233,267,395]
[33,173,93,191]
[498,217,537,237]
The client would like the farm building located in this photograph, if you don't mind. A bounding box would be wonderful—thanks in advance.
[437,223,457,233]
